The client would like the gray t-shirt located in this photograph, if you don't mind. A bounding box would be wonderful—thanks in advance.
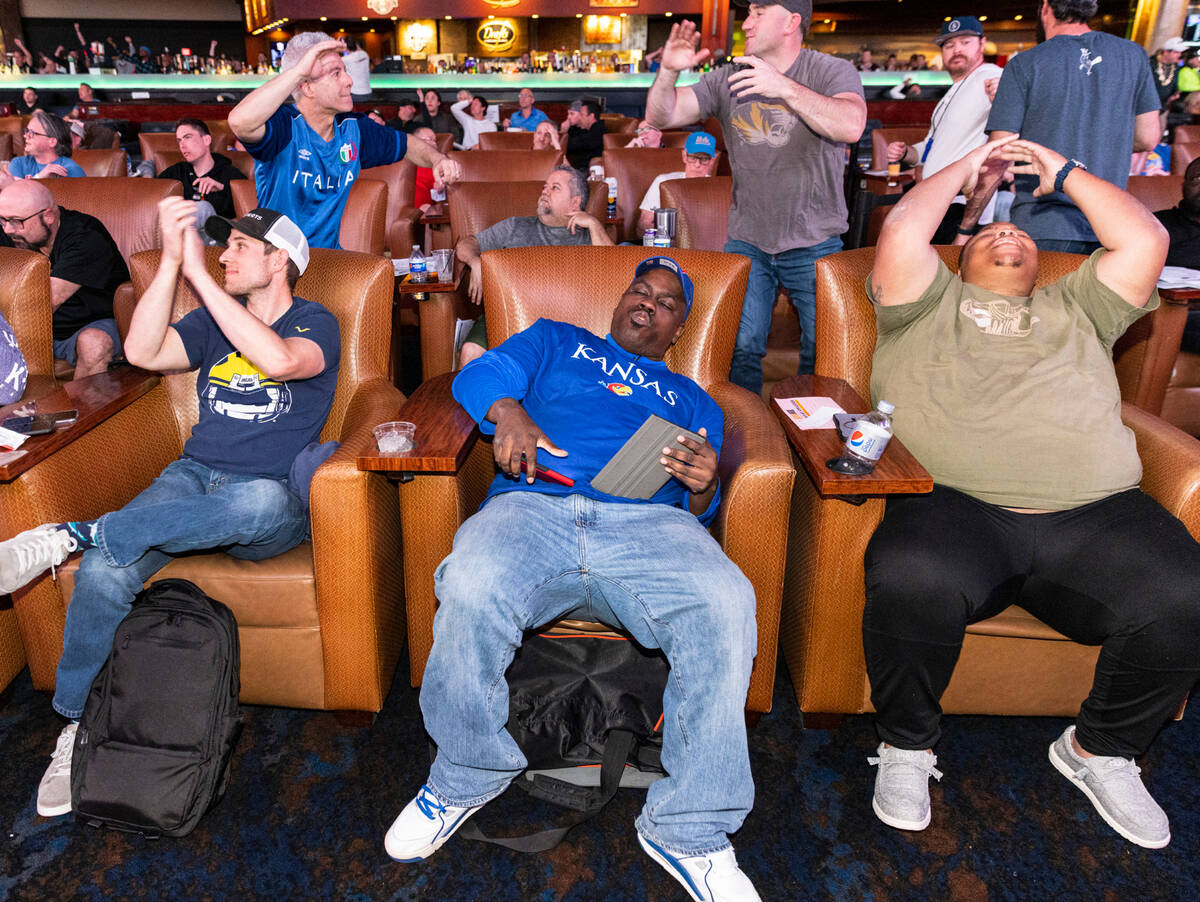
[986,32,1160,243]
[477,216,594,253]
[691,50,863,253]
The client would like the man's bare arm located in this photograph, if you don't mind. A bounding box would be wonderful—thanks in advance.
[645,20,707,129]
[1133,110,1161,153]
[956,129,1016,239]
[729,58,866,144]
[49,277,81,312]
[227,39,344,144]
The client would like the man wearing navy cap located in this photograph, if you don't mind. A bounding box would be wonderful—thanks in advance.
[385,256,762,901]
[637,131,720,239]
[887,17,1003,243]
[644,1,867,395]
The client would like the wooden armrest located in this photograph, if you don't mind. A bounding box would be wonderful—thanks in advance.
[387,207,424,258]
[769,375,931,496]
[356,372,479,474]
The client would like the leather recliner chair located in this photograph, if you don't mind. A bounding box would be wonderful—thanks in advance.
[8,247,407,712]
[360,160,424,260]
[45,178,183,265]
[71,149,127,177]
[601,147,693,244]
[230,178,389,255]
[392,245,795,716]
[447,149,564,182]
[477,131,535,151]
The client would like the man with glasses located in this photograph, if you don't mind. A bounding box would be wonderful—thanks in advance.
[228,31,461,249]
[636,131,719,239]
[0,112,85,186]
[0,179,127,378]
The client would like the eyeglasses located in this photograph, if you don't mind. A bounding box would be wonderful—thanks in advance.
[0,208,48,229]
[22,128,52,139]
[685,153,713,164]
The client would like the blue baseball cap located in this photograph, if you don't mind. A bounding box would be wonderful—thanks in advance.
[635,256,694,318]
[684,131,717,157]
[936,16,984,45]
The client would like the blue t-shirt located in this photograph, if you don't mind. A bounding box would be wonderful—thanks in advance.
[0,309,28,404]
[172,297,341,479]
[244,105,406,249]
[987,32,1160,243]
[509,107,549,132]
[9,155,85,178]
[453,318,724,526]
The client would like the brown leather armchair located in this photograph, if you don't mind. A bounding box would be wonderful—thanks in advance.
[477,131,535,151]
[1172,142,1200,175]
[601,148,691,243]
[45,178,183,264]
[1126,175,1183,212]
[869,126,928,172]
[0,116,28,157]
[152,149,256,180]
[361,160,423,259]
[231,178,388,255]
[599,114,638,135]
[391,245,795,716]
[137,131,179,166]
[71,149,128,177]
[10,247,406,712]
[448,149,564,182]
[0,133,13,162]
[780,245,1200,719]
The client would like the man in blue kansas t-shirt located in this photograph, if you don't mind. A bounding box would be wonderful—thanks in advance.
[229,32,462,249]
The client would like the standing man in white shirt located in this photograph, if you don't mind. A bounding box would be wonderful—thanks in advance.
[887,16,1003,243]
[343,37,371,102]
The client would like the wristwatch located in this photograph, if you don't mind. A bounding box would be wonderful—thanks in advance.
[956,224,980,237]
[1053,159,1087,194]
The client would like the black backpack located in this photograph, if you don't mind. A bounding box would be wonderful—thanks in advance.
[460,627,670,852]
[70,578,243,837]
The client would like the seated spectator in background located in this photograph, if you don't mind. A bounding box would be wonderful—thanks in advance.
[456,165,613,365]
[637,132,718,238]
[532,119,561,151]
[625,120,664,148]
[0,112,85,185]
[1179,49,1200,101]
[1155,157,1200,266]
[451,91,497,150]
[562,99,606,171]
[887,77,923,100]
[389,98,420,133]
[69,82,100,120]
[417,88,463,147]
[18,86,40,116]
[885,54,900,71]
[67,119,85,151]
[228,32,459,250]
[343,37,371,101]
[158,118,247,221]
[410,127,446,213]
[0,308,28,404]
[0,180,128,378]
[864,135,1195,851]
[858,48,879,71]
[503,88,549,131]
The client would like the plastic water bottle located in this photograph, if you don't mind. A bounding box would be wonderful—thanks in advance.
[829,400,895,475]
[409,245,427,283]
[605,177,618,219]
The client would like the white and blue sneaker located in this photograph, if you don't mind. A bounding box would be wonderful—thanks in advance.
[384,784,484,862]
[638,832,761,901]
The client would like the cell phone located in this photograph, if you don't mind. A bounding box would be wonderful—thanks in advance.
[51,409,78,425]
[0,413,56,435]
[728,61,753,73]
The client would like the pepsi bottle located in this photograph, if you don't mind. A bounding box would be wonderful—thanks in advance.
[829,400,894,475]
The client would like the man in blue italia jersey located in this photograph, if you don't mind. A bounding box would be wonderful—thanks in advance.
[228,32,462,249]
[383,256,762,902]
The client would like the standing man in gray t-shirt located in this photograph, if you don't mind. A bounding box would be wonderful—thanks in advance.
[969,0,1160,253]
[645,3,866,395]
[456,165,613,366]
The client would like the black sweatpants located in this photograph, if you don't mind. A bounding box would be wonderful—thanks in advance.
[863,485,1200,758]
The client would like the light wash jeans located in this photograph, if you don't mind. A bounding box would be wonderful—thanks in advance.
[724,235,843,397]
[421,491,757,856]
[53,456,309,718]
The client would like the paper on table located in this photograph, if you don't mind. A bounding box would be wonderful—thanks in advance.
[1157,266,1200,289]
[0,425,29,450]
[774,396,845,429]
[453,319,475,356]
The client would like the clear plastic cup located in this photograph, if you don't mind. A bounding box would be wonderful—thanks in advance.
[433,249,454,283]
[373,421,415,454]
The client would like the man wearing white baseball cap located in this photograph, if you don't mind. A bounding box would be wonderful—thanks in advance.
[0,197,341,819]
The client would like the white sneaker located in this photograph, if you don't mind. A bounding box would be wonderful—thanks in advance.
[37,723,77,817]
[384,784,485,862]
[0,525,78,595]
[638,832,761,901]
[868,743,943,831]
[1049,725,1170,849]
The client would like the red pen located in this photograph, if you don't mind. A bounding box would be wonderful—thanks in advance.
[519,460,574,487]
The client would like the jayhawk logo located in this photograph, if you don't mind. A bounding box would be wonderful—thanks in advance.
[729,102,797,147]
[203,352,292,422]
[605,382,633,397]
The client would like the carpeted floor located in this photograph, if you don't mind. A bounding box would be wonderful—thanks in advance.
[1,658,1196,901]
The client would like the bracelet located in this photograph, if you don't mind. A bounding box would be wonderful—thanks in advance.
[1053,159,1086,194]
[956,224,979,237]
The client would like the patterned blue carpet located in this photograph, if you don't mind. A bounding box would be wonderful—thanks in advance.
[1,659,1196,901]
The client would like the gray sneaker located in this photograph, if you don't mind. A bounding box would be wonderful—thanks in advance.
[37,723,77,817]
[868,743,943,831]
[1049,725,1170,849]
[0,525,78,595]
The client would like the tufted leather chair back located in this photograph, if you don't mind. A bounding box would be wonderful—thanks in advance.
[137,131,178,166]
[0,116,28,157]
[599,114,638,135]
[361,159,416,228]
[448,149,563,182]
[45,177,183,264]
[0,247,55,381]
[0,133,12,162]
[480,245,749,389]
[72,148,127,177]
[126,246,393,447]
[230,177,387,254]
[660,176,732,252]
[447,179,609,247]
[600,147,688,242]
[1126,174,1183,212]
[869,126,928,172]
[477,131,535,151]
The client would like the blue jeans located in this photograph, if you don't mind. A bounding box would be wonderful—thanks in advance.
[53,457,309,718]
[52,318,122,366]
[724,235,843,396]
[421,492,757,855]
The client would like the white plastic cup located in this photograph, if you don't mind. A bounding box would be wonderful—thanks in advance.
[433,248,454,283]
[374,420,415,454]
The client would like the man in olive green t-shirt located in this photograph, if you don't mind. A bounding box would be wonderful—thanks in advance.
[861,135,1200,851]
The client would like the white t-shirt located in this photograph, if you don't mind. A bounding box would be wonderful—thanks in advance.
[452,100,499,150]
[639,171,686,211]
[914,62,1003,220]
[343,49,371,96]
